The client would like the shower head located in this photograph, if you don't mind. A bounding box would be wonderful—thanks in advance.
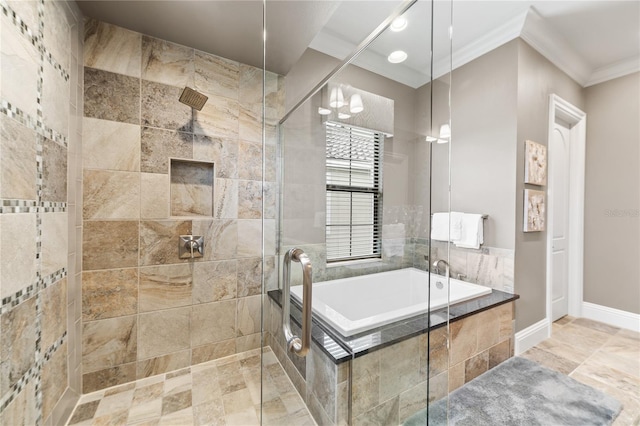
[179,87,208,110]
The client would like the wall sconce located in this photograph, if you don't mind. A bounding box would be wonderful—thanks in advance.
[319,86,365,118]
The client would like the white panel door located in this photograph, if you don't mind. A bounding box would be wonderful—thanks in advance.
[550,123,571,321]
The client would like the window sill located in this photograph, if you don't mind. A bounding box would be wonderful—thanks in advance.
[326,258,383,268]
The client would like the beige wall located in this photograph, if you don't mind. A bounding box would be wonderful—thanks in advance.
[584,72,640,314]
[515,40,585,330]
[0,1,84,424]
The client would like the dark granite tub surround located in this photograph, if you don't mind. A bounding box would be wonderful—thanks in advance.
[265,287,519,425]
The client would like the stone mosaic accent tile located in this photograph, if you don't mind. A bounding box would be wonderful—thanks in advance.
[0,297,36,396]
[83,169,140,219]
[82,268,139,321]
[84,18,141,78]
[139,264,193,312]
[84,67,140,124]
[6,0,39,34]
[0,115,37,200]
[41,341,68,421]
[170,160,214,217]
[0,12,40,119]
[193,135,238,179]
[82,117,141,172]
[194,50,239,100]
[192,260,237,304]
[82,221,139,270]
[237,140,262,181]
[193,95,239,139]
[82,316,137,373]
[42,60,70,139]
[141,173,170,219]
[141,80,193,132]
[0,213,37,299]
[41,277,67,352]
[141,36,194,88]
[191,300,236,347]
[140,126,193,174]
[40,211,68,277]
[138,307,191,360]
[139,220,191,266]
[0,381,37,426]
[41,138,68,203]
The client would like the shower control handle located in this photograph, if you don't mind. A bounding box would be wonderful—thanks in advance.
[282,248,312,357]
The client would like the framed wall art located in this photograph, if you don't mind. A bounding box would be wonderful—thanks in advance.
[524,140,547,186]
[524,189,545,232]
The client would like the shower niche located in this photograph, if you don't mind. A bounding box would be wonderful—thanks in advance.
[169,158,215,217]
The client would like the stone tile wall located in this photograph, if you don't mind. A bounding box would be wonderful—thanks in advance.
[80,18,282,393]
[266,297,514,425]
[0,0,84,424]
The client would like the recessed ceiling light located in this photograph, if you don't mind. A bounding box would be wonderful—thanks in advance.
[318,107,331,115]
[388,50,407,64]
[390,16,407,32]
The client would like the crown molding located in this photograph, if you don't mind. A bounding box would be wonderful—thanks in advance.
[585,56,640,87]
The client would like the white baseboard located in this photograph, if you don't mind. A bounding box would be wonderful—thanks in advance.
[582,302,640,333]
[514,319,550,355]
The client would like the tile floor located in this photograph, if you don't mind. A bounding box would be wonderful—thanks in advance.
[523,316,640,426]
[66,347,314,426]
[67,317,639,426]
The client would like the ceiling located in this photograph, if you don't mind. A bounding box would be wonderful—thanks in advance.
[78,1,640,88]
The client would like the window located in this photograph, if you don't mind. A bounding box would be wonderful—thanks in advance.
[325,121,383,262]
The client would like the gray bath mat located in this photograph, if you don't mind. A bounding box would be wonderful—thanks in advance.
[405,356,622,426]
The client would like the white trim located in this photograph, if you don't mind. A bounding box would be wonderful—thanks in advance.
[585,57,640,87]
[582,302,640,333]
[546,95,587,324]
[515,319,550,355]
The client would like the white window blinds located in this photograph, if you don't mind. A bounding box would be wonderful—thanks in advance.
[325,121,383,261]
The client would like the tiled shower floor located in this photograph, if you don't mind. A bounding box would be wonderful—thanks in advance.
[66,347,315,426]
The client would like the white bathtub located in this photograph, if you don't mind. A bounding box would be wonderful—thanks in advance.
[290,267,491,336]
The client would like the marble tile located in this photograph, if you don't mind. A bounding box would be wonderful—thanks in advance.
[84,18,141,77]
[42,60,70,138]
[137,350,191,380]
[191,338,236,366]
[497,302,514,341]
[466,252,504,289]
[213,178,238,219]
[43,0,70,67]
[476,306,500,352]
[0,297,36,396]
[83,169,140,219]
[265,72,285,123]
[352,352,380,417]
[237,219,262,258]
[537,337,592,364]
[82,268,138,321]
[193,135,238,179]
[94,389,135,418]
[238,64,262,112]
[237,140,262,181]
[192,219,237,261]
[141,80,193,132]
[170,160,214,217]
[141,173,170,219]
[237,296,261,337]
[193,399,225,425]
[141,127,193,174]
[449,314,478,365]
[521,347,579,375]
[127,398,162,424]
[552,323,611,353]
[237,180,263,219]
[42,138,68,202]
[41,277,67,352]
[488,339,511,369]
[554,315,575,326]
[41,211,68,276]
[448,361,465,392]
[0,213,37,298]
[138,220,191,267]
[83,363,137,393]
[572,317,620,335]
[194,50,239,100]
[7,0,39,32]
[0,116,37,200]
[141,36,194,88]
[83,117,141,171]
[82,315,137,373]
[193,95,239,139]
[42,342,68,421]
[138,307,191,360]
[192,260,237,304]
[574,356,640,396]
[83,221,139,270]
[464,350,489,382]
[589,350,640,379]
[398,382,428,424]
[68,400,100,425]
[354,396,399,426]
[161,389,192,416]
[0,13,39,119]
[237,257,262,297]
[379,337,421,403]
[84,67,140,125]
[139,264,193,312]
[191,300,236,347]
[239,106,262,144]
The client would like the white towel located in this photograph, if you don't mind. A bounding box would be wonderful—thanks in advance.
[454,213,484,249]
[430,212,463,242]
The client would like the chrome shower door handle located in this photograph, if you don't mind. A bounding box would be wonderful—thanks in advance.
[282,248,312,357]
